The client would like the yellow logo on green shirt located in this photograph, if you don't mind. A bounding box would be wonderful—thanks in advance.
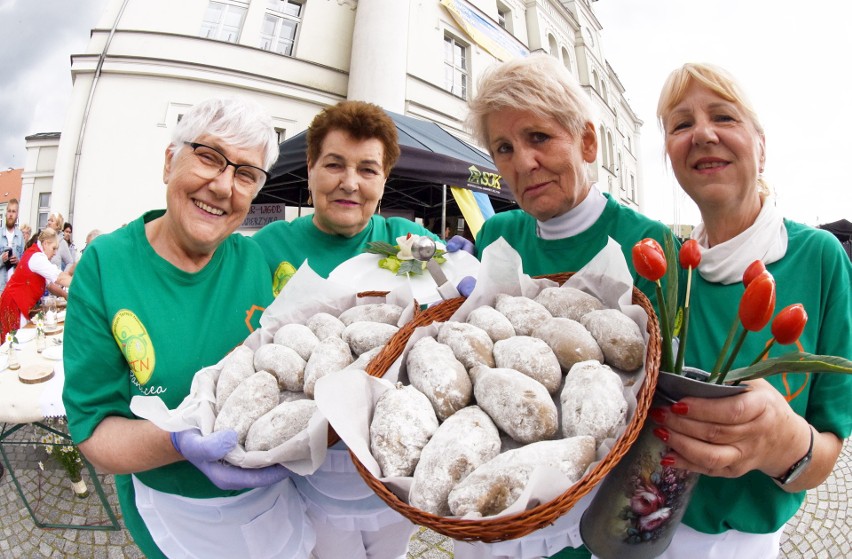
[112,309,156,385]
[272,261,297,297]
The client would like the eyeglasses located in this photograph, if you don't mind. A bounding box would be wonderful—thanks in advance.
[184,142,269,191]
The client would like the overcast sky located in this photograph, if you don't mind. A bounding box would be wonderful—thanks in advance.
[593,0,852,227]
[0,0,107,170]
[2,0,849,227]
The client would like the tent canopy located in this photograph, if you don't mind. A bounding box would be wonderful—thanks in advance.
[256,110,516,221]
[819,218,852,238]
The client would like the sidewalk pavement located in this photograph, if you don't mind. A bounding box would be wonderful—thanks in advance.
[1,424,848,558]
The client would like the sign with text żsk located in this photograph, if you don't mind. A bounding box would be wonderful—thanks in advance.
[440,0,529,62]
[241,203,287,229]
[467,165,503,196]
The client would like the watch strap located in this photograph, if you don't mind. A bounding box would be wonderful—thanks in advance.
[773,426,814,486]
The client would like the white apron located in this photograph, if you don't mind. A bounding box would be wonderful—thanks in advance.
[292,442,415,558]
[653,523,783,559]
[133,475,315,559]
[453,486,597,559]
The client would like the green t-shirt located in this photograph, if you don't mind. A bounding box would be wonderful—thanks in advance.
[63,210,272,558]
[476,193,676,312]
[682,219,852,534]
[251,213,439,295]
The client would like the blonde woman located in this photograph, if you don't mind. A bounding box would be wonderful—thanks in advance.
[46,212,75,271]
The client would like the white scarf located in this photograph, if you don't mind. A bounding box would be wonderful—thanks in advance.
[692,197,788,284]
[537,185,607,239]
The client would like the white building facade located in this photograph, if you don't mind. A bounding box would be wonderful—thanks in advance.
[44,0,643,239]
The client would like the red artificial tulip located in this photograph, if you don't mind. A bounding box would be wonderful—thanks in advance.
[742,260,766,287]
[632,238,667,282]
[738,271,776,332]
[771,304,808,345]
[678,239,701,269]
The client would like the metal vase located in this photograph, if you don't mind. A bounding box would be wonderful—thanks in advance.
[579,368,747,559]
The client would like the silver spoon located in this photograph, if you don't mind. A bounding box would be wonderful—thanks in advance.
[411,237,460,300]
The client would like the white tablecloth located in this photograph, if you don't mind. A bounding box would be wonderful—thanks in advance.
[0,327,65,424]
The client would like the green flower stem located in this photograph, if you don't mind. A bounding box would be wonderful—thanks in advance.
[750,339,776,366]
[656,279,674,372]
[674,267,694,375]
[716,328,749,384]
[711,316,741,377]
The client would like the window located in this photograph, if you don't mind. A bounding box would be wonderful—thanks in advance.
[275,127,287,144]
[496,1,512,33]
[444,35,468,99]
[200,1,248,43]
[561,47,572,73]
[548,34,558,57]
[37,193,50,230]
[261,0,303,56]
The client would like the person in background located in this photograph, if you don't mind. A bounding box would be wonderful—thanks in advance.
[63,222,77,262]
[62,97,311,559]
[456,52,676,559]
[252,100,471,559]
[0,227,71,339]
[46,212,75,271]
[651,62,852,558]
[0,199,25,293]
[82,228,102,255]
[19,223,32,246]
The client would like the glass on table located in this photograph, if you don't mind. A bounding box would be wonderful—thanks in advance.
[43,296,58,331]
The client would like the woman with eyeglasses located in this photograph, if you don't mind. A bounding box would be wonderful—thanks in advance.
[62,97,314,558]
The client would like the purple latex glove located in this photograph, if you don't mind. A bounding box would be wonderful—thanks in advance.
[171,429,291,490]
[457,276,477,298]
[445,235,475,255]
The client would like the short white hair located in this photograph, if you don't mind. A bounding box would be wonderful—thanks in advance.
[169,97,279,171]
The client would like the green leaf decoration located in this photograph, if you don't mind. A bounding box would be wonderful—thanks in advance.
[396,259,425,276]
[672,306,683,338]
[662,233,679,330]
[365,241,398,257]
[378,256,400,274]
[723,352,852,383]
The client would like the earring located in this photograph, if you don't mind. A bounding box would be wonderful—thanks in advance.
[377,199,382,214]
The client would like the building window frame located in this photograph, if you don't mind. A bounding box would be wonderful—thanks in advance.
[260,0,304,56]
[200,0,249,43]
[37,193,51,231]
[496,1,512,33]
[443,34,469,99]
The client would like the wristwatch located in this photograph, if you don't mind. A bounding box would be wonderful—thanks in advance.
[773,426,814,486]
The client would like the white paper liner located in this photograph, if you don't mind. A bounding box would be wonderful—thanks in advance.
[130,261,421,476]
[314,237,651,520]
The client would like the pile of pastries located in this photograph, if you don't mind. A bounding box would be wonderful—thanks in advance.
[211,302,405,452]
[369,287,646,518]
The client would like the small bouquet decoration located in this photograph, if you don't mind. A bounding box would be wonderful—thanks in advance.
[631,238,852,382]
[365,233,446,276]
[6,329,20,369]
[36,418,89,498]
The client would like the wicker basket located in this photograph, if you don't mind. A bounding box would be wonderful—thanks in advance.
[353,272,662,542]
